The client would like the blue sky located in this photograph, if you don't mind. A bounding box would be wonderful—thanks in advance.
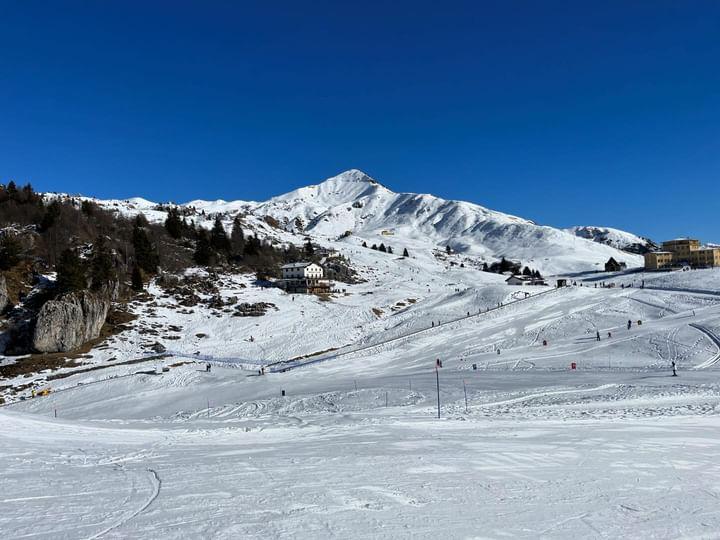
[1,1,718,241]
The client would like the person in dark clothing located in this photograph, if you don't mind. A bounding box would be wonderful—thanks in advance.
[671,361,677,377]
[627,320,632,330]
[596,331,601,341]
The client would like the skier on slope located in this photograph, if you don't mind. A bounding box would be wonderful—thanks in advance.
[627,320,632,330]
[596,331,601,342]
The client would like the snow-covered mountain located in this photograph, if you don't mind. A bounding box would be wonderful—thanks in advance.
[249,170,643,274]
[73,169,644,275]
[566,226,657,255]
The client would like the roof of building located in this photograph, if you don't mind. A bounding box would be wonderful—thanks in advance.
[281,262,315,270]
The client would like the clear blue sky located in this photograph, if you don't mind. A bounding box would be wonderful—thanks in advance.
[1,1,718,241]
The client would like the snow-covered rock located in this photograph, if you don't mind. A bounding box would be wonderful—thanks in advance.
[567,225,656,254]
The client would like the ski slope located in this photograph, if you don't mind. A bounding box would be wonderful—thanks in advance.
[3,267,720,538]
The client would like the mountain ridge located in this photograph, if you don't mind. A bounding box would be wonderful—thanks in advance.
[49,169,646,275]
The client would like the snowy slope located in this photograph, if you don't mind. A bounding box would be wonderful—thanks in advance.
[4,276,720,538]
[567,225,656,254]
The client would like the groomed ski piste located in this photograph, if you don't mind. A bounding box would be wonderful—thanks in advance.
[3,262,720,539]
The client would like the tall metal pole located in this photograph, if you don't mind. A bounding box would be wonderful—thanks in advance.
[435,366,441,419]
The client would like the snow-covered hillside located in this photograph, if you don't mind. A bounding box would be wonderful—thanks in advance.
[59,169,644,275]
[3,266,720,538]
[567,225,656,254]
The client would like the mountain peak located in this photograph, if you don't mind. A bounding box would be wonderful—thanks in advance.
[328,169,380,185]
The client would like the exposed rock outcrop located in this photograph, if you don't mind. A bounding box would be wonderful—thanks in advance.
[32,283,118,353]
[0,275,8,313]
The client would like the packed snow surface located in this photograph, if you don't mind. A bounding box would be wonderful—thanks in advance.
[3,265,720,538]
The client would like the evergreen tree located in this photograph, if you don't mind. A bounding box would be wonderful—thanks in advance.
[39,200,62,231]
[164,207,183,239]
[89,236,116,289]
[243,235,260,256]
[194,229,214,266]
[132,217,159,273]
[362,241,367,248]
[304,239,314,257]
[371,244,377,250]
[56,248,87,292]
[90,236,117,289]
[446,244,452,255]
[387,246,393,254]
[402,247,409,257]
[210,216,231,253]
[6,180,17,198]
[80,200,95,216]
[379,243,387,253]
[131,264,144,291]
[523,266,532,276]
[482,262,489,272]
[0,234,22,270]
[20,183,36,203]
[230,216,245,255]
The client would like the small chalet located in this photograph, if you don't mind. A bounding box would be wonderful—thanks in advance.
[604,257,627,272]
[281,262,323,280]
[506,275,547,286]
[279,262,331,294]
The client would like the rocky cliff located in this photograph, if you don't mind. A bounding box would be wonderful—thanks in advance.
[32,284,117,353]
[0,275,8,313]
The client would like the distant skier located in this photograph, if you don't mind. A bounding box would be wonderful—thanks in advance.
[206,363,211,372]
[671,361,677,377]
[608,331,612,338]
[627,320,632,330]
[596,331,601,342]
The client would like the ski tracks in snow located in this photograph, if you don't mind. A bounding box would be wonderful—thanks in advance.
[691,324,720,369]
[475,383,617,409]
[87,467,161,539]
